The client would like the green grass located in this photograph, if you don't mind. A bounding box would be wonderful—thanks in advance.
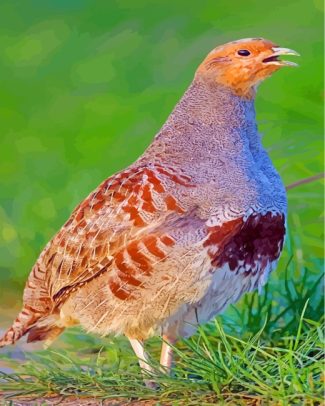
[0,314,323,405]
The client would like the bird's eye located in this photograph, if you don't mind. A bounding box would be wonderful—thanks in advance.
[237,49,251,56]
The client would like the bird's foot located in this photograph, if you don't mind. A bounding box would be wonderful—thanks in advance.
[144,378,159,390]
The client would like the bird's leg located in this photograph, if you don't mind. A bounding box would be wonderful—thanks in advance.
[128,338,157,389]
[160,335,177,374]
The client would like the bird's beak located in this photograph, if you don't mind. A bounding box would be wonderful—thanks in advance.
[263,47,300,67]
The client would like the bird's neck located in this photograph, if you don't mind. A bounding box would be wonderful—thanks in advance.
[144,78,262,165]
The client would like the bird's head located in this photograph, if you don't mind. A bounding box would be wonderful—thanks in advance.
[196,38,299,99]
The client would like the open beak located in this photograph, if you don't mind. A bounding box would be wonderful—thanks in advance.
[263,47,300,67]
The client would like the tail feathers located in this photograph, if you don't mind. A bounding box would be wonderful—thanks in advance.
[27,325,65,349]
[0,309,65,349]
[0,306,43,348]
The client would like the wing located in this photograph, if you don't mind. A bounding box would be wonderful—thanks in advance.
[36,163,197,304]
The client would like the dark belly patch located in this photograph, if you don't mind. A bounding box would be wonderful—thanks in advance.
[205,212,285,273]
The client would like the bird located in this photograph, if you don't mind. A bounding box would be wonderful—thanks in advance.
[0,38,298,386]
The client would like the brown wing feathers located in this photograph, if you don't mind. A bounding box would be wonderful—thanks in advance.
[0,164,194,345]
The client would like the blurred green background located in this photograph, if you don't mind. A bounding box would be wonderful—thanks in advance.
[0,0,323,308]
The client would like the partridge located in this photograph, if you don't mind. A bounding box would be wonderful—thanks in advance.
[0,38,298,382]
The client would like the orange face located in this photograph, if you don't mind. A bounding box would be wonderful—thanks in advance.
[196,38,299,99]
